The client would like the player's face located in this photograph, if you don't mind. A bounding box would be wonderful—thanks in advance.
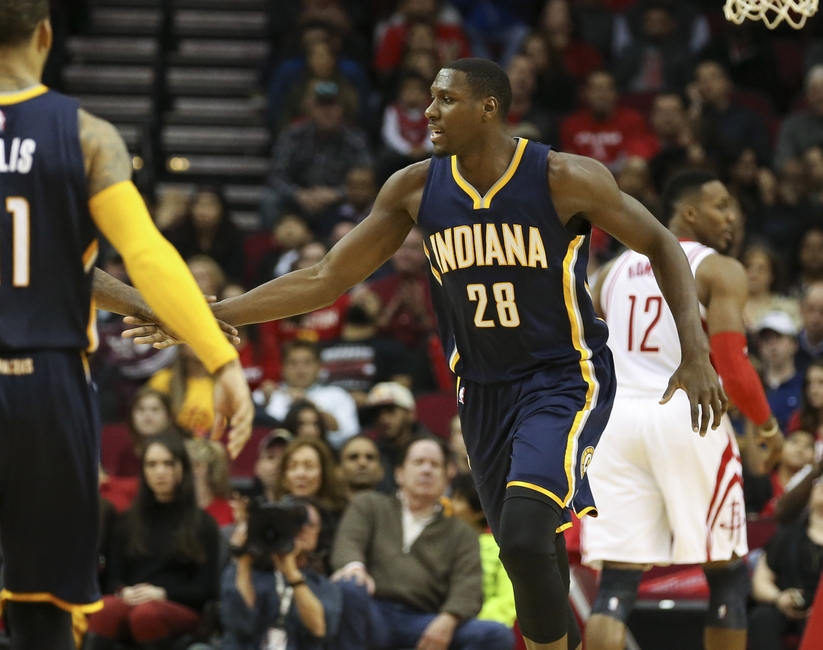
[691,181,734,252]
[284,445,323,497]
[396,439,448,502]
[426,70,486,157]
[144,443,183,502]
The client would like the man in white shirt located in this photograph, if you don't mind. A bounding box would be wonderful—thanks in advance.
[254,340,359,449]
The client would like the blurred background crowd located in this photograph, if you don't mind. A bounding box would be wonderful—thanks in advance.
[3,0,823,648]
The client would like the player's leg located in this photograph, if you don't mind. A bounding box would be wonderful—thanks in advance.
[4,601,75,650]
[0,351,102,650]
[498,491,570,650]
[702,558,749,650]
[585,562,645,650]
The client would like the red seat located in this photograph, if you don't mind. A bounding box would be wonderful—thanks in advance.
[229,426,272,478]
[100,423,132,476]
[414,392,457,439]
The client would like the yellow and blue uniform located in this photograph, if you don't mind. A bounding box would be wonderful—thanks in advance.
[0,85,238,625]
[417,139,616,535]
[0,85,104,618]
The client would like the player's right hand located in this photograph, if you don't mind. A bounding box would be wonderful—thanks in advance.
[122,305,240,348]
[661,355,728,437]
[211,358,254,459]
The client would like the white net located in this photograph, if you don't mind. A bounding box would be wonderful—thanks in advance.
[724,0,818,28]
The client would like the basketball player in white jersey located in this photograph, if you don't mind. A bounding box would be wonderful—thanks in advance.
[583,170,783,650]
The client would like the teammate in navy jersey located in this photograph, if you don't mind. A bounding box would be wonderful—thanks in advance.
[0,2,253,649]
[126,59,725,650]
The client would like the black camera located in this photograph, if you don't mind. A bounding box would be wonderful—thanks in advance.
[245,497,309,556]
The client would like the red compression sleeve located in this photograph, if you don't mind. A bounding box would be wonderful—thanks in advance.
[709,331,771,426]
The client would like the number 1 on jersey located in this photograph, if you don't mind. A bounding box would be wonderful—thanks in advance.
[2,197,30,287]
[467,282,521,328]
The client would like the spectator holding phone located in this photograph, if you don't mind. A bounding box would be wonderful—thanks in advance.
[749,478,823,649]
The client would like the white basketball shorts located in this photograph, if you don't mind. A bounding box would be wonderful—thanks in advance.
[581,391,748,567]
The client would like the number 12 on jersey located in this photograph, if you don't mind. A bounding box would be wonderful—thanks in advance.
[1,197,30,287]
[467,282,520,328]
[627,294,662,352]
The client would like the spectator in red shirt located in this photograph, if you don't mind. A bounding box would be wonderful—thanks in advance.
[186,438,234,527]
[369,226,437,352]
[539,0,602,84]
[560,70,651,172]
[379,72,434,181]
[374,0,471,75]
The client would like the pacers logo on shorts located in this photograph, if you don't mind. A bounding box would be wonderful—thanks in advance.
[580,446,595,478]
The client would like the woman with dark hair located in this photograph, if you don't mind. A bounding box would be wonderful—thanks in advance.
[114,387,178,478]
[283,399,329,443]
[164,186,244,282]
[274,439,347,574]
[742,245,801,332]
[787,360,823,457]
[85,433,221,650]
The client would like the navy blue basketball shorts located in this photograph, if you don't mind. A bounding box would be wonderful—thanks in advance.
[0,350,103,616]
[456,346,616,539]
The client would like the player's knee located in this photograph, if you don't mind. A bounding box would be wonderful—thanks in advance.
[591,567,643,624]
[704,559,750,630]
[497,495,561,577]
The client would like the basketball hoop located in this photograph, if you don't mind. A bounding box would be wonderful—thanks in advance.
[724,0,818,29]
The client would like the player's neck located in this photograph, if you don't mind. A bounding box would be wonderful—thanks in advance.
[667,221,697,243]
[454,132,518,196]
[0,51,41,92]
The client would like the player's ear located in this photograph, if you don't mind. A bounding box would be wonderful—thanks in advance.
[36,18,53,54]
[482,97,498,121]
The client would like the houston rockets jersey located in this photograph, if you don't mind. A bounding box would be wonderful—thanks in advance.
[0,85,98,352]
[417,138,609,383]
[600,240,715,397]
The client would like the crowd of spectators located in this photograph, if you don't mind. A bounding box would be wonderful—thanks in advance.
[27,0,823,648]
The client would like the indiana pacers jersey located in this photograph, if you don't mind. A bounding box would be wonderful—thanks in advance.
[0,85,98,352]
[600,240,715,397]
[417,138,609,384]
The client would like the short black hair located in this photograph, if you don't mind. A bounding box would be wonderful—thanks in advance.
[441,57,512,119]
[659,168,720,224]
[0,0,48,47]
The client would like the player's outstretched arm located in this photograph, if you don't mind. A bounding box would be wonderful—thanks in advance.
[549,151,726,435]
[210,164,423,327]
[79,109,253,455]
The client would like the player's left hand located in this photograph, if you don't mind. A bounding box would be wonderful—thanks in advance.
[211,358,254,459]
[121,296,240,348]
[416,613,458,650]
[661,356,728,437]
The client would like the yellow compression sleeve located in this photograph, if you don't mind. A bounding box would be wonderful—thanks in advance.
[89,180,238,374]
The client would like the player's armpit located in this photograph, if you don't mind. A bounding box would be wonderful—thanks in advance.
[78,109,133,199]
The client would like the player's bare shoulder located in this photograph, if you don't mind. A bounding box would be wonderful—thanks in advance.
[77,108,132,198]
[694,251,748,306]
[381,158,431,222]
[546,150,619,222]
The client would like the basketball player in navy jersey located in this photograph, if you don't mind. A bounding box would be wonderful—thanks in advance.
[0,2,253,649]
[124,59,725,650]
